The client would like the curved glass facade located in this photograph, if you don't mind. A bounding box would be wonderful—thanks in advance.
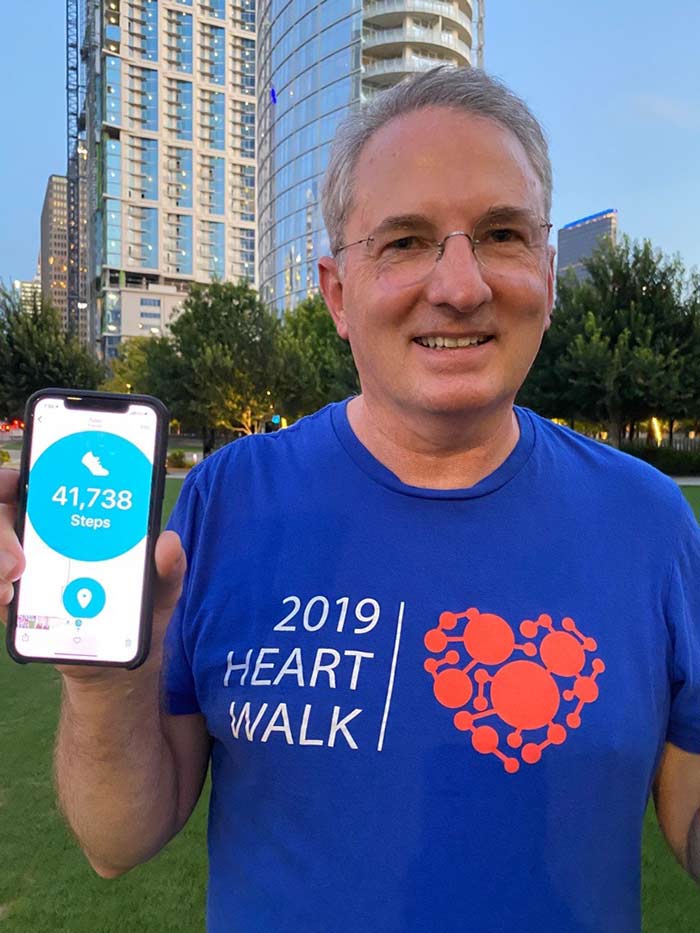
[257,0,472,312]
[258,2,363,311]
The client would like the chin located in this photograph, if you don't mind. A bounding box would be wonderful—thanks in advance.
[410,392,500,418]
[407,380,503,414]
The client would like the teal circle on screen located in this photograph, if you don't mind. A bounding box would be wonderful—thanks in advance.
[62,577,106,618]
[27,431,152,561]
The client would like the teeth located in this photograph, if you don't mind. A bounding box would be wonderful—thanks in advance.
[415,335,490,349]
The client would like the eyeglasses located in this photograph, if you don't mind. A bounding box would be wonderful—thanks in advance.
[334,211,552,288]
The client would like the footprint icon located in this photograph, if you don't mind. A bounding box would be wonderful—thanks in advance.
[81,451,109,476]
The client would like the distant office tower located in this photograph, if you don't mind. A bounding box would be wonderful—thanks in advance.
[40,174,90,342]
[557,209,618,280]
[13,276,42,313]
[80,0,257,357]
[257,1,475,312]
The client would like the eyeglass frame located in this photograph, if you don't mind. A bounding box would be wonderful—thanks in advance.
[333,218,554,279]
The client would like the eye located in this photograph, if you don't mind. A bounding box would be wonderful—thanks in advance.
[387,236,421,251]
[486,227,522,244]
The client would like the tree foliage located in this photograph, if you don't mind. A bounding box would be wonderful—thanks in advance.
[274,293,359,420]
[105,285,360,445]
[104,280,282,449]
[0,283,104,419]
[518,237,700,444]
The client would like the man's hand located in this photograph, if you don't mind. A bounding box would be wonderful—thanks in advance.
[0,469,25,620]
[0,466,209,875]
[0,464,186,679]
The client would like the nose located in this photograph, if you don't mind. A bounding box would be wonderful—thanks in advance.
[422,232,493,311]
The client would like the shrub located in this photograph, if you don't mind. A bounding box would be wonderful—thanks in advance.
[166,448,187,469]
[619,444,700,476]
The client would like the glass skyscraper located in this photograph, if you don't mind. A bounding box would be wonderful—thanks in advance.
[40,172,90,342]
[82,0,257,356]
[257,0,474,312]
[557,209,618,281]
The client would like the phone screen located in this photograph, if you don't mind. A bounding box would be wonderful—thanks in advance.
[13,396,159,665]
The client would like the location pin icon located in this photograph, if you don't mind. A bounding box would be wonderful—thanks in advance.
[77,588,92,610]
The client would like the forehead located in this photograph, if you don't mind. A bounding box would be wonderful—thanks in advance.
[349,106,544,234]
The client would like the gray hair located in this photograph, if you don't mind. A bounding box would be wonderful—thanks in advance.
[321,66,552,256]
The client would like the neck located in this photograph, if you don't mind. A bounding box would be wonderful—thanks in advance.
[346,395,520,489]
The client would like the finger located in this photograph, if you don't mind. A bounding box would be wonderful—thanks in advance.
[0,471,24,621]
[0,467,20,506]
[153,530,187,615]
[0,581,14,624]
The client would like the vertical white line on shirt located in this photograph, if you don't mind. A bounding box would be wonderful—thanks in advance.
[377,601,405,752]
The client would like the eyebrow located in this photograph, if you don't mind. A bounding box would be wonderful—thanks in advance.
[370,206,540,237]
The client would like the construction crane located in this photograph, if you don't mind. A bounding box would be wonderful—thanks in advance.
[66,0,82,338]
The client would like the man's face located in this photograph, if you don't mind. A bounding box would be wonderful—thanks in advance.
[319,106,555,423]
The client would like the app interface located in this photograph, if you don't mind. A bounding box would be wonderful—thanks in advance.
[15,398,157,663]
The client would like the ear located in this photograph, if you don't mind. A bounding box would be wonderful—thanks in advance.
[318,256,349,340]
[544,245,556,331]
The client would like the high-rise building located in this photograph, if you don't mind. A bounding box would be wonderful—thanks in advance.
[257,1,475,312]
[40,174,90,342]
[81,0,257,357]
[13,276,42,313]
[557,209,618,281]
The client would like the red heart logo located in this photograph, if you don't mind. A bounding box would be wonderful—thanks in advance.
[424,608,605,773]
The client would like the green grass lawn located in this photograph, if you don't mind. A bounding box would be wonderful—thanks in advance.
[1,481,700,930]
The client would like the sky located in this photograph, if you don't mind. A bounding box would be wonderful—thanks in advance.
[1,0,699,284]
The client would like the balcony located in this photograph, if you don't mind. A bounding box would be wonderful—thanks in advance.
[363,53,467,84]
[363,24,471,61]
[363,0,473,40]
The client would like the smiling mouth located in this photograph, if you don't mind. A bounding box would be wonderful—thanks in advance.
[413,335,494,349]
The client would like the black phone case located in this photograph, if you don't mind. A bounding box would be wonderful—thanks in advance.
[6,387,169,670]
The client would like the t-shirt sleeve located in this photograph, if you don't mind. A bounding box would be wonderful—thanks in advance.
[666,497,700,753]
[161,468,205,716]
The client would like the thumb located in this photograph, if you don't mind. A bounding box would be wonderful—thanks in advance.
[153,530,187,615]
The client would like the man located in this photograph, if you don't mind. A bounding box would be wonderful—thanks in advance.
[2,66,700,932]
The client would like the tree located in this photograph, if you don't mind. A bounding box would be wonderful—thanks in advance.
[0,283,104,419]
[101,335,178,401]
[519,237,700,445]
[115,281,281,452]
[275,293,359,421]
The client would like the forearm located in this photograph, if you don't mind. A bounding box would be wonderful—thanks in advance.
[55,672,179,876]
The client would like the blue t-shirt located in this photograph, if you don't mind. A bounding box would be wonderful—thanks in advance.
[164,401,700,933]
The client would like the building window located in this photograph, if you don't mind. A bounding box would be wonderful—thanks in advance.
[141,68,159,131]
[233,99,255,159]
[105,56,122,125]
[240,0,255,31]
[105,138,121,197]
[127,206,158,269]
[200,24,225,85]
[105,199,122,267]
[144,0,158,61]
[142,138,159,199]
[104,290,122,333]
[201,221,224,277]
[166,214,193,275]
[201,155,225,215]
[200,0,225,19]
[235,164,255,222]
[167,147,193,208]
[164,9,193,73]
[140,297,161,306]
[166,80,193,140]
[199,89,224,149]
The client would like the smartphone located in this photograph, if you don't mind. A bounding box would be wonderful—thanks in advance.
[7,388,168,668]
